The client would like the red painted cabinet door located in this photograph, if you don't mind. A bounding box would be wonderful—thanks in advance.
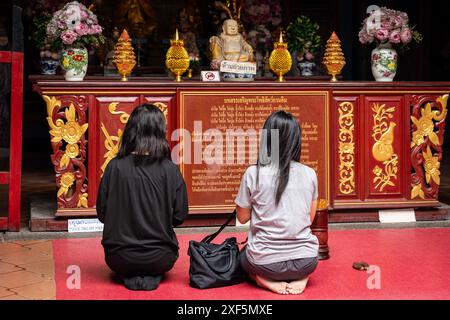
[89,96,140,206]
[364,96,408,202]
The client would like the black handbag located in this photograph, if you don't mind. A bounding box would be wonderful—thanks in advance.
[188,210,245,289]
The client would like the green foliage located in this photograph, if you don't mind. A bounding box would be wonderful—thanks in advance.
[286,15,322,55]
[30,13,52,49]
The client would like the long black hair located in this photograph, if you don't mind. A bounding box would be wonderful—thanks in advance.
[257,110,302,206]
[118,104,170,164]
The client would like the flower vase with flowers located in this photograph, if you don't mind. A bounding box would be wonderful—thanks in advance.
[46,1,105,81]
[359,7,422,81]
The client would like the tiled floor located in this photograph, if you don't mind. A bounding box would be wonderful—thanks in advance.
[0,240,55,300]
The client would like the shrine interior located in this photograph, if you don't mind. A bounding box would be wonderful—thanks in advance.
[0,0,450,303]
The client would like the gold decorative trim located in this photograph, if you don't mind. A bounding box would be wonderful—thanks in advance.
[371,103,398,192]
[108,102,130,124]
[100,122,122,174]
[337,101,355,195]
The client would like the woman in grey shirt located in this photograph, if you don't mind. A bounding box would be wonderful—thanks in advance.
[235,110,319,295]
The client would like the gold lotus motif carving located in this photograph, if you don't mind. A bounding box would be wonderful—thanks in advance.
[337,102,355,195]
[371,103,398,192]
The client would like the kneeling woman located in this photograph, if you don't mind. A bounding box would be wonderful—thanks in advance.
[97,104,188,291]
[235,110,319,295]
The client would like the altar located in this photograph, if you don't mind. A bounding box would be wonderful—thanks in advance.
[30,78,449,257]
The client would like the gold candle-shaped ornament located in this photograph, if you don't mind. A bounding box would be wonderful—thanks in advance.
[113,29,136,81]
[269,32,292,82]
[165,29,190,82]
[322,32,346,82]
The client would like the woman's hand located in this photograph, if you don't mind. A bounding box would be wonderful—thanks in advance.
[236,205,251,224]
[310,200,318,224]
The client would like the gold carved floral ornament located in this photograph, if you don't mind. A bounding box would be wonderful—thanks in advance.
[371,103,398,192]
[410,94,447,200]
[411,95,448,148]
[57,172,75,198]
[46,96,88,169]
[44,95,89,208]
[423,146,441,185]
[337,102,355,195]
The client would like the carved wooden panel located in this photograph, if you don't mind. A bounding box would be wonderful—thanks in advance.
[410,94,448,200]
[365,96,405,199]
[332,96,360,201]
[44,95,89,209]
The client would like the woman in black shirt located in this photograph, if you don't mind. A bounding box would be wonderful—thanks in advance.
[97,104,188,291]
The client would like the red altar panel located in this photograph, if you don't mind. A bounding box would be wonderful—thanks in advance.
[364,96,406,201]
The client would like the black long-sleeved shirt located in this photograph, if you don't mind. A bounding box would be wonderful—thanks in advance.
[97,156,188,260]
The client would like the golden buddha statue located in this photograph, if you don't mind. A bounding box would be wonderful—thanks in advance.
[209,19,254,70]
[117,0,157,38]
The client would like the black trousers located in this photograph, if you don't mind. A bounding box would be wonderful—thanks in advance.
[105,249,178,277]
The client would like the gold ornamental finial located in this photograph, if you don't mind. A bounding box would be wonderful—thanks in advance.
[165,29,190,82]
[113,29,136,81]
[269,30,292,82]
[322,31,346,82]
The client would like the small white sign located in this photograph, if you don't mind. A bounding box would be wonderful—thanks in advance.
[68,218,104,233]
[220,61,257,75]
[201,71,220,82]
[379,209,416,223]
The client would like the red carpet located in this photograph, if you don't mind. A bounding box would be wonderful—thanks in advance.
[53,228,450,300]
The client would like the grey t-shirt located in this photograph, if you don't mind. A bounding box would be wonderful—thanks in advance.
[235,161,319,265]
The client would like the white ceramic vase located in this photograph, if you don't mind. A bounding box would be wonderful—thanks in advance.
[61,47,88,81]
[371,42,398,82]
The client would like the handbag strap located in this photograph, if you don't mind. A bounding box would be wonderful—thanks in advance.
[201,209,237,243]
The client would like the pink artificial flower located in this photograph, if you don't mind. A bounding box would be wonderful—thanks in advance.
[375,28,389,42]
[390,30,401,43]
[75,23,89,36]
[57,19,66,29]
[88,24,102,35]
[61,30,78,45]
[305,52,314,61]
[400,28,412,44]
[80,10,88,20]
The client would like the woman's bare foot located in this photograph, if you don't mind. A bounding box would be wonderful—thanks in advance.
[255,275,289,295]
[287,277,309,295]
